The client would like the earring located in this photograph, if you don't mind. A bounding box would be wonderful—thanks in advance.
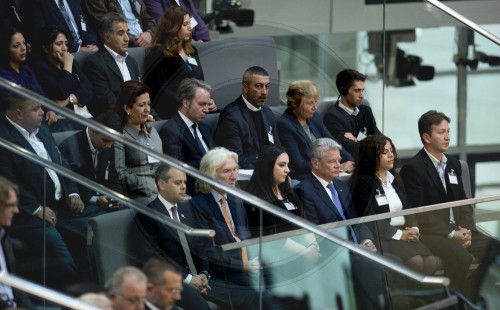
[127,112,130,116]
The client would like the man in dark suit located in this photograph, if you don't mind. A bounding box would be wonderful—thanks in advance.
[143,257,184,310]
[84,12,141,117]
[294,138,388,310]
[214,66,280,169]
[59,112,124,210]
[0,95,102,290]
[21,0,99,53]
[400,110,500,302]
[159,78,214,196]
[323,69,380,158]
[83,0,156,47]
[0,177,34,308]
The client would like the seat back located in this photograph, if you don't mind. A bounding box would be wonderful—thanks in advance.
[87,209,154,285]
[460,159,473,199]
[72,51,96,67]
[202,112,220,134]
[194,37,280,109]
[128,47,147,77]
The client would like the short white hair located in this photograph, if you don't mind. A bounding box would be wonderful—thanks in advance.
[196,147,238,194]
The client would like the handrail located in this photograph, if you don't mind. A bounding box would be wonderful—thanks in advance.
[222,193,500,249]
[0,271,99,310]
[0,78,449,286]
[425,0,500,46]
[0,137,215,237]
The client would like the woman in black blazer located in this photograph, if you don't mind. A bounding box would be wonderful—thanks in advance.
[144,6,215,119]
[350,134,440,274]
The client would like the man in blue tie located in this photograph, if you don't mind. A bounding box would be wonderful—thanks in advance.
[158,78,214,196]
[295,138,388,310]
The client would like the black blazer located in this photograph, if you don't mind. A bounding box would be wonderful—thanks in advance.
[144,45,204,119]
[323,102,380,157]
[32,58,93,109]
[21,0,98,53]
[83,49,141,116]
[400,149,475,237]
[136,197,208,279]
[277,108,353,179]
[188,192,251,282]
[351,173,418,241]
[158,112,214,195]
[0,117,78,228]
[59,130,123,205]
[294,173,374,242]
[214,96,280,169]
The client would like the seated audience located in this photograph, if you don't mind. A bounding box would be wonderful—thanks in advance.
[245,145,303,236]
[350,134,440,275]
[401,110,500,302]
[158,78,214,196]
[144,6,214,119]
[83,0,156,48]
[115,81,161,205]
[277,80,354,180]
[323,69,380,158]
[144,0,210,41]
[21,0,98,53]
[32,25,94,132]
[105,266,147,310]
[0,177,34,309]
[294,138,388,310]
[59,112,124,211]
[0,29,60,125]
[0,95,103,290]
[84,13,142,117]
[214,66,280,169]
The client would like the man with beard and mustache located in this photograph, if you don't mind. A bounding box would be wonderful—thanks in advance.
[214,66,280,169]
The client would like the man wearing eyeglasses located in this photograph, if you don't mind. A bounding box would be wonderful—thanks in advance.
[106,266,147,310]
[143,257,183,310]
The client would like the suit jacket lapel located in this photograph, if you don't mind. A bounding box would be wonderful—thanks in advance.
[238,99,260,148]
[103,52,123,80]
[310,176,343,221]
[199,124,214,149]
[419,150,447,197]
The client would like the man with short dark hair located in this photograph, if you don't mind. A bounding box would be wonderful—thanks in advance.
[0,177,34,308]
[214,66,280,169]
[84,12,142,117]
[59,112,124,210]
[143,257,184,310]
[159,78,214,196]
[400,110,500,302]
[323,69,380,157]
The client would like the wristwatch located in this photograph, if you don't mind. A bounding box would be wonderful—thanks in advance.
[199,271,211,281]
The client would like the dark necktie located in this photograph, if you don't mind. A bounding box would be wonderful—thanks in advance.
[326,183,358,244]
[57,0,80,45]
[192,124,206,155]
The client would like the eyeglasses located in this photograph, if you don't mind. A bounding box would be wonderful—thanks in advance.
[165,287,183,294]
[117,293,145,305]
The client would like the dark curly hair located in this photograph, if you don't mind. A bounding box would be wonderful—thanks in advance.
[354,134,400,184]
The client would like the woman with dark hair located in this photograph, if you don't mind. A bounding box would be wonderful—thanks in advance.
[276,80,354,180]
[32,25,94,131]
[351,134,440,274]
[0,28,59,124]
[144,6,215,119]
[246,144,303,236]
[114,81,162,205]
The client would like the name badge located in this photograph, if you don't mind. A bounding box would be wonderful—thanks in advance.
[187,56,198,66]
[357,127,367,141]
[375,190,388,206]
[267,127,274,144]
[284,202,297,211]
[448,169,458,184]
[147,155,160,164]
[80,16,87,32]
[190,16,198,29]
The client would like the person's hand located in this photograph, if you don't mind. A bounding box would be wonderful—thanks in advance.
[58,51,74,69]
[456,226,472,248]
[96,196,122,210]
[344,132,357,142]
[46,111,63,125]
[135,32,152,47]
[79,44,99,52]
[189,274,211,294]
[146,115,155,122]
[207,98,217,112]
[340,161,355,173]
[36,207,57,226]
[69,195,84,214]
[401,227,420,242]
[244,257,261,276]
[360,240,377,252]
